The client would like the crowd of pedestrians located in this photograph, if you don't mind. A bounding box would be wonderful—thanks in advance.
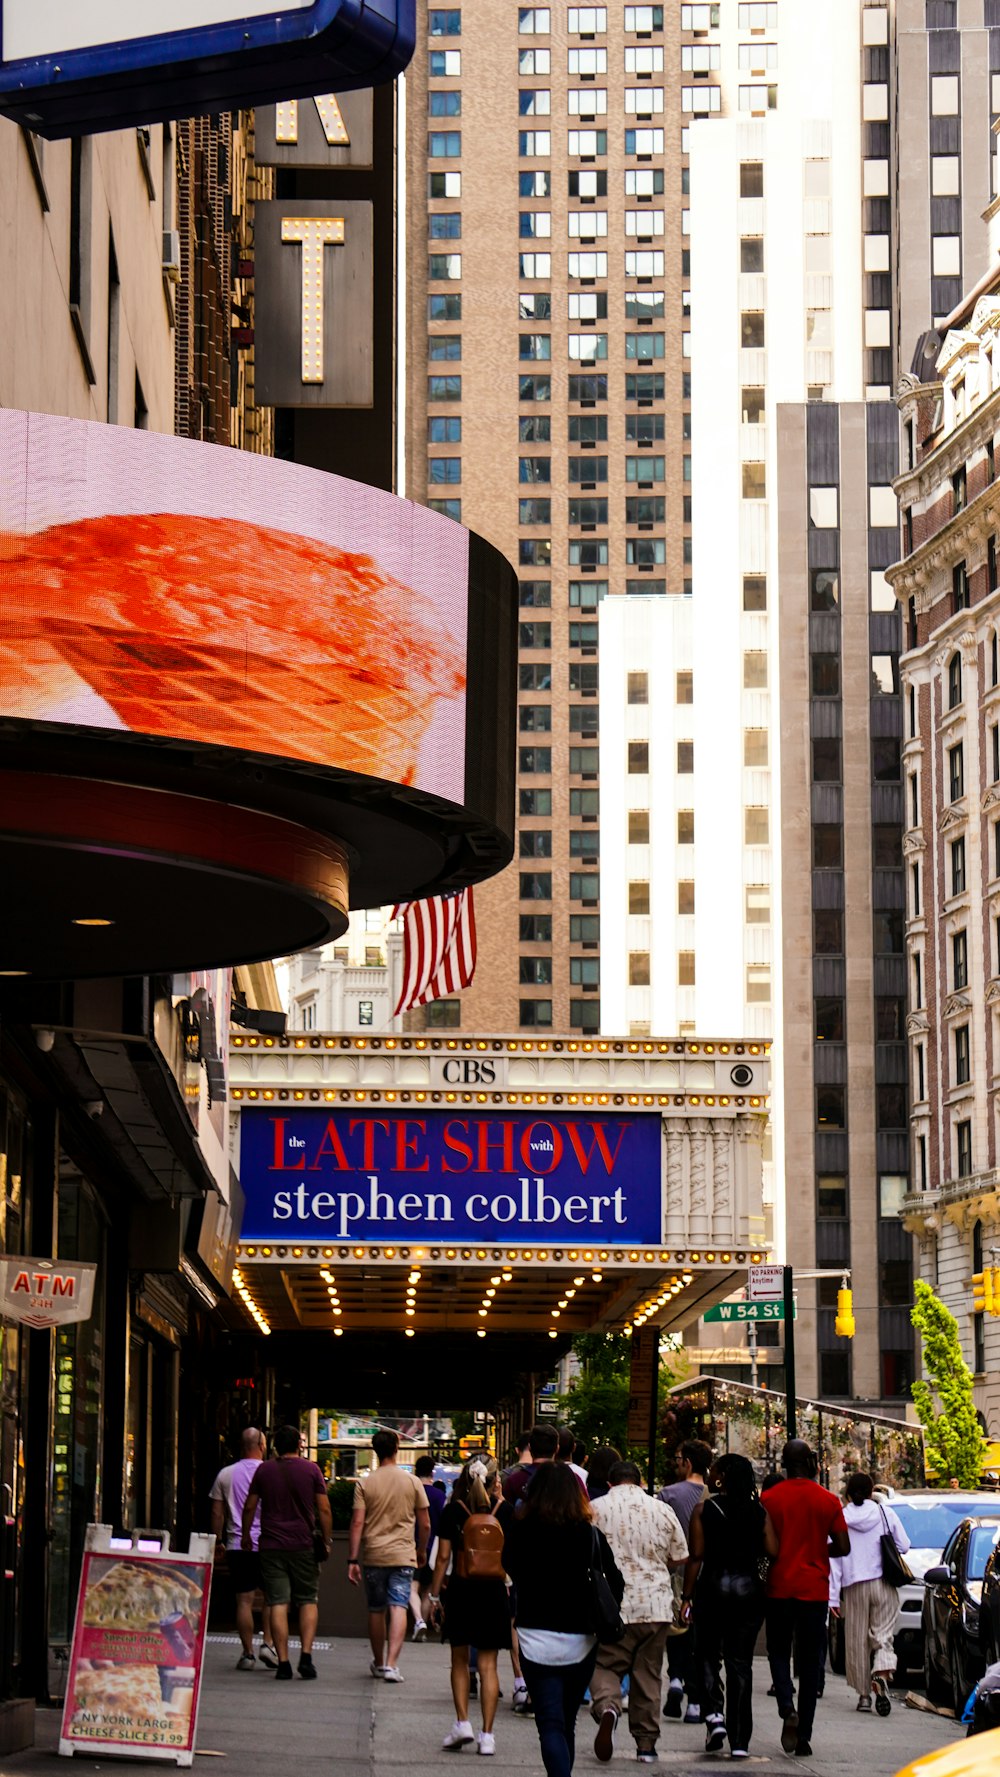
[209,1422,921,1766]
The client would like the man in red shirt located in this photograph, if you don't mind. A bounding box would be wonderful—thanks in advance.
[763,1440,850,1758]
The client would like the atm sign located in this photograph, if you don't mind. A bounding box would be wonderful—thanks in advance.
[0,1258,97,1328]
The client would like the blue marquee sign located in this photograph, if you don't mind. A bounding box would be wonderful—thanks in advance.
[238,1107,664,1246]
[0,0,414,138]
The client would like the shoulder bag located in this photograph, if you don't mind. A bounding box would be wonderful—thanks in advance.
[876,1498,912,1588]
[588,1527,625,1643]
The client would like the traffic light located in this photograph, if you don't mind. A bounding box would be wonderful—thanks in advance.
[835,1287,855,1339]
[973,1268,997,1316]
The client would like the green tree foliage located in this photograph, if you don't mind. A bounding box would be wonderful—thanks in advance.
[558,1332,680,1470]
[910,1279,986,1488]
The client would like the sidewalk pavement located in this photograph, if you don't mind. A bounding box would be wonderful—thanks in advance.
[0,1636,965,1777]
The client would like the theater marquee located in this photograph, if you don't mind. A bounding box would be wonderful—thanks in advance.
[239,1107,662,1245]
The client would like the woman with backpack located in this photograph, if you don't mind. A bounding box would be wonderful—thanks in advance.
[428,1452,513,1756]
[679,1453,778,1759]
[503,1462,624,1777]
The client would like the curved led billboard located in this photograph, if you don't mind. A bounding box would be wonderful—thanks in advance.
[0,413,468,801]
[0,410,516,977]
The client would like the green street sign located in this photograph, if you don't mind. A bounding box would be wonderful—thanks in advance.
[703,1299,794,1323]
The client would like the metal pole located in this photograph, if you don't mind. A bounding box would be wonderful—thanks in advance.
[783,1265,796,1441]
[646,1335,660,1496]
[748,1320,759,1390]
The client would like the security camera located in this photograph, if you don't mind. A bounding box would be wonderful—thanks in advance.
[35,1028,55,1053]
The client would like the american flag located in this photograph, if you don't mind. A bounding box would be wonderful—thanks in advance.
[391,889,477,1016]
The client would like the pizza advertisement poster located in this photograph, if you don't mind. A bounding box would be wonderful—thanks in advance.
[0,407,470,806]
[60,1551,212,1762]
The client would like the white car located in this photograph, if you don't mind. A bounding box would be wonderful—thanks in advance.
[828,1490,1000,1676]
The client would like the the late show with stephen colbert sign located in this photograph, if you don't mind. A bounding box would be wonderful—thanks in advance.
[239,1109,663,1246]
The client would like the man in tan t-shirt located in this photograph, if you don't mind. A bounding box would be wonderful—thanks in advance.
[348,1428,429,1682]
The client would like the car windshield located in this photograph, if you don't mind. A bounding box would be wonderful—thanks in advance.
[891,1501,1000,1550]
[969,1526,1000,1580]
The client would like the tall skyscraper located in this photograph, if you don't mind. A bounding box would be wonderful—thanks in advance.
[404,0,709,1036]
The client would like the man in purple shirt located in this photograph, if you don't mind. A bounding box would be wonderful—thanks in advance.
[210,1427,275,1670]
[242,1424,332,1681]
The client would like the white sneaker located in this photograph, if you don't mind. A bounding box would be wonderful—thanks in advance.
[443,1721,475,1750]
[382,1667,405,1683]
[478,1732,496,1756]
[369,1660,388,1678]
[412,1619,428,1642]
[257,1642,279,1670]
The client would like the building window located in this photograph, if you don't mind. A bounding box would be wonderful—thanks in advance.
[519,999,553,1027]
[569,872,599,902]
[740,312,765,348]
[746,885,769,923]
[952,464,967,512]
[676,671,694,703]
[628,742,649,774]
[570,999,600,1033]
[815,998,844,1041]
[677,740,694,773]
[519,872,552,899]
[678,810,695,843]
[953,560,970,612]
[817,1087,846,1128]
[678,952,696,986]
[746,964,771,1002]
[742,463,766,499]
[817,1176,847,1218]
[628,951,651,986]
[809,487,838,528]
[811,570,839,611]
[429,10,462,33]
[951,837,966,896]
[743,650,768,689]
[743,575,767,610]
[948,652,962,708]
[957,1119,973,1178]
[955,1024,971,1085]
[913,951,923,1007]
[819,1352,850,1397]
[953,928,968,990]
[814,908,843,953]
[814,825,843,867]
[744,806,769,845]
[949,742,964,803]
[519,956,553,984]
[679,880,695,915]
[739,160,764,198]
[424,999,461,1027]
[627,672,649,705]
[629,881,650,914]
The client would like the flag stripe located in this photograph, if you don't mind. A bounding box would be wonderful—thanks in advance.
[392,889,476,1016]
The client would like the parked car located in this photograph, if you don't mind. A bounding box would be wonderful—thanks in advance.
[923,1516,1000,1714]
[827,1491,1000,1677]
[893,1725,1000,1777]
[976,1541,1000,1666]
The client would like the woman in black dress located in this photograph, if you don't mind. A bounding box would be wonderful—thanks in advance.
[429,1453,512,1756]
[679,1453,778,1760]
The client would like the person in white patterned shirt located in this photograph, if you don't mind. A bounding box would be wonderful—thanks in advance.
[589,1460,688,1765]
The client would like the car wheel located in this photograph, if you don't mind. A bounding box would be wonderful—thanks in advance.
[950,1640,970,1720]
[828,1614,845,1675]
[923,1636,949,1705]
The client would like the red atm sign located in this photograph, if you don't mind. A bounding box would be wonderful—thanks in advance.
[0,1258,97,1328]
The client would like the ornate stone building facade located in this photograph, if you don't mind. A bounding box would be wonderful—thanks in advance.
[889,257,1000,1433]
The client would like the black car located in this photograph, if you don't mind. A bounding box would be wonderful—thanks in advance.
[922,1516,1000,1714]
[977,1542,1000,1667]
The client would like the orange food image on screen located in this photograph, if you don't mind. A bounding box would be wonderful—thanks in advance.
[0,514,466,785]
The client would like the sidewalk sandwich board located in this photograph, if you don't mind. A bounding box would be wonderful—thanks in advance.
[59,1526,214,1766]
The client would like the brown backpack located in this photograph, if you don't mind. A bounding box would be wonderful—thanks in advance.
[454,1502,506,1581]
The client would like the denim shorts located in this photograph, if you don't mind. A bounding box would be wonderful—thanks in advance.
[363,1565,414,1611]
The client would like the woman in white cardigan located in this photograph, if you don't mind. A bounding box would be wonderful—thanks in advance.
[829,1474,910,1717]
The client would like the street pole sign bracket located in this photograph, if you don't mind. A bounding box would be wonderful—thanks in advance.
[0,0,415,138]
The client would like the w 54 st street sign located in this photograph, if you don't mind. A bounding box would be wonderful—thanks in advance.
[703,1298,795,1322]
[0,0,414,137]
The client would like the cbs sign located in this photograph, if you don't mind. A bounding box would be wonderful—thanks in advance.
[431,1057,507,1089]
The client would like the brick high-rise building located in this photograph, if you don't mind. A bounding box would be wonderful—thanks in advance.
[403,0,716,1035]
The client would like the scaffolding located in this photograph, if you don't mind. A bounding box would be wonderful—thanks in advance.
[666,1375,925,1492]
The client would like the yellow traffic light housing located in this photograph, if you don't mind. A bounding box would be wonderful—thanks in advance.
[973,1269,995,1316]
[835,1287,855,1339]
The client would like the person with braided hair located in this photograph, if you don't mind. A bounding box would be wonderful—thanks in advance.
[680,1453,779,1759]
[429,1452,514,1756]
